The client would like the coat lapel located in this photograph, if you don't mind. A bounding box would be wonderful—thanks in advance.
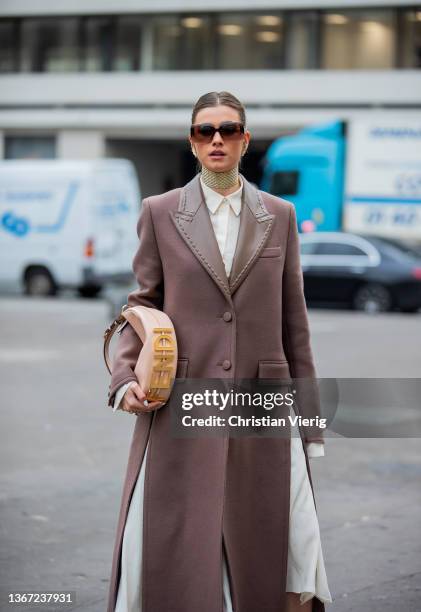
[229,175,275,294]
[169,172,275,301]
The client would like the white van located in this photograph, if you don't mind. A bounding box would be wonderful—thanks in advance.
[0,158,141,296]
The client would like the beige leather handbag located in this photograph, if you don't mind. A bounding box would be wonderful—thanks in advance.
[103,304,178,404]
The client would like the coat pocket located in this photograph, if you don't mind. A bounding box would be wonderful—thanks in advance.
[259,246,282,258]
[176,358,189,380]
[258,360,292,385]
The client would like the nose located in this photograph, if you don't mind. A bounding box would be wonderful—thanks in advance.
[211,130,224,144]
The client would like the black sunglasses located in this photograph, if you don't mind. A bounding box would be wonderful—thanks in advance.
[190,121,245,143]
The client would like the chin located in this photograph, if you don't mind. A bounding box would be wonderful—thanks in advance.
[208,160,234,172]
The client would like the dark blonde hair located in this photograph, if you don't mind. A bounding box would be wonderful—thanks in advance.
[191,91,246,126]
[191,91,247,172]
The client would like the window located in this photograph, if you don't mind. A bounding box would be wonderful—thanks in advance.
[5,136,56,159]
[375,238,421,262]
[321,9,396,69]
[82,17,113,71]
[315,242,368,256]
[300,241,318,255]
[269,171,299,196]
[399,9,421,68]
[151,16,182,70]
[179,15,213,70]
[217,13,284,69]
[285,11,318,69]
[0,21,17,72]
[20,18,80,72]
[151,14,214,70]
[0,9,412,74]
[113,17,142,71]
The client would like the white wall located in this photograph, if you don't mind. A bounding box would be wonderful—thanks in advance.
[1,107,421,142]
[57,130,105,158]
[0,71,419,108]
[0,72,419,140]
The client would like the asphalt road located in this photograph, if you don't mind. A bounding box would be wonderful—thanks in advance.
[0,295,420,611]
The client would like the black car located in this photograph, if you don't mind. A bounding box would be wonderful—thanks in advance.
[299,232,421,313]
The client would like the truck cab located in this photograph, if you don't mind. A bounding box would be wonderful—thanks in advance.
[261,120,346,232]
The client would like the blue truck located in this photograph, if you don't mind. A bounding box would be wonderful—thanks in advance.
[260,117,421,247]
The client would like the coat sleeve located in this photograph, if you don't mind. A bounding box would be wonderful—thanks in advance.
[107,198,164,407]
[282,202,325,444]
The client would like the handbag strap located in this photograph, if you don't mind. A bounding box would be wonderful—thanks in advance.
[103,304,130,375]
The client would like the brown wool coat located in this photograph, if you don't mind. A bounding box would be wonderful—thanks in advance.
[106,172,326,612]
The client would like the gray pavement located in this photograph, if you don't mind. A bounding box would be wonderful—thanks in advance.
[0,295,420,611]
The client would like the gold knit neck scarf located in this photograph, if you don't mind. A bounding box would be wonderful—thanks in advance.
[200,164,240,190]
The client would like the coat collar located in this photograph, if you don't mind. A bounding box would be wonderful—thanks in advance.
[170,172,275,302]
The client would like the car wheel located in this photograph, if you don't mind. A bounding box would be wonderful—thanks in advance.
[353,283,392,313]
[24,267,57,297]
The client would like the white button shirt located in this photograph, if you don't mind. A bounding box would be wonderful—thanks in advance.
[111,176,324,457]
[199,174,243,278]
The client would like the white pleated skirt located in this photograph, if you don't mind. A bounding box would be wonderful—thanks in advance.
[114,406,332,611]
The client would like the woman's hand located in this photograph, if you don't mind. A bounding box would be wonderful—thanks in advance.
[121,382,164,415]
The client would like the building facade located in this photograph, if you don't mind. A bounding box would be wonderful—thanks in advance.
[0,0,420,195]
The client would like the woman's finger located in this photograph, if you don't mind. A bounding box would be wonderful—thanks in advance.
[130,383,146,402]
[130,386,164,411]
[121,386,164,414]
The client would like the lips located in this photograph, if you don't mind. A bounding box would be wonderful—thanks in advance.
[209,151,226,157]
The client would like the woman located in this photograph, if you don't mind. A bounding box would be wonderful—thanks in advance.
[106,91,333,612]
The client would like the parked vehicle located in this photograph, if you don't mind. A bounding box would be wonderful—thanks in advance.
[0,159,141,297]
[299,232,421,313]
[261,117,421,248]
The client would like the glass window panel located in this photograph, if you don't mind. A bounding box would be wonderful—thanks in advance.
[300,241,318,255]
[113,16,142,71]
[321,9,395,69]
[5,136,56,159]
[20,18,80,72]
[151,15,181,70]
[217,13,283,69]
[316,242,368,256]
[151,14,213,70]
[400,9,421,68]
[0,20,17,73]
[179,15,213,69]
[285,11,318,69]
[82,17,113,72]
[372,237,421,262]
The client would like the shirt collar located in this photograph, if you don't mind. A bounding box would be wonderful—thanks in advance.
[200,174,243,216]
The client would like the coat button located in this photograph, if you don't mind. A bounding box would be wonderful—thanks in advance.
[222,359,231,370]
[223,311,232,322]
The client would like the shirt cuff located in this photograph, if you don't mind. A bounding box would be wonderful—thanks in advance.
[306,442,325,458]
[112,381,135,413]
